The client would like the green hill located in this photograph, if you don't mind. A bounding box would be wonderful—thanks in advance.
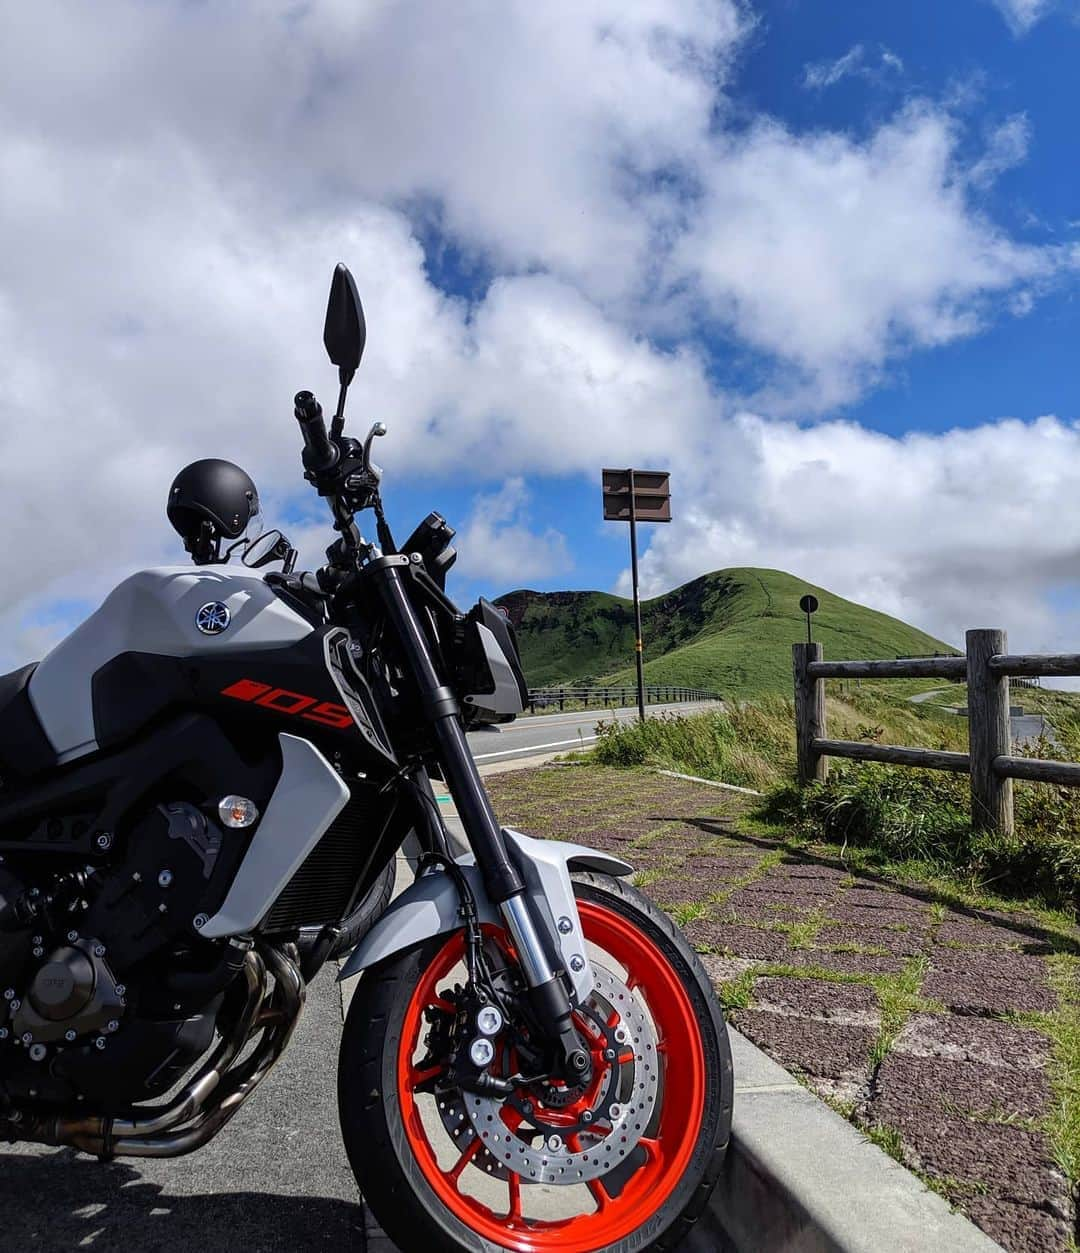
[496,568,958,700]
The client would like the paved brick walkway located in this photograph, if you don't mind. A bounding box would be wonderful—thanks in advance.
[485,764,1080,1253]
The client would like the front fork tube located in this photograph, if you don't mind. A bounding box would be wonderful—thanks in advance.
[372,559,588,1076]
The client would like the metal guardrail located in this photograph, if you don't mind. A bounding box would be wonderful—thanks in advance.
[526,685,721,713]
[793,629,1078,836]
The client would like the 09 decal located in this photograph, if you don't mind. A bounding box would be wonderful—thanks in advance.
[220,678,354,729]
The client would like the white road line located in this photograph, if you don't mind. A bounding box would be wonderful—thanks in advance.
[472,735,598,760]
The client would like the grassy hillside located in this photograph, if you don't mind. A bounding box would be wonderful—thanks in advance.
[498,567,957,699]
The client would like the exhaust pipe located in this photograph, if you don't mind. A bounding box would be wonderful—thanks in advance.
[10,944,305,1159]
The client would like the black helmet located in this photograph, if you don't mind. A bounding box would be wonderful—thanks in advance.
[167,459,260,565]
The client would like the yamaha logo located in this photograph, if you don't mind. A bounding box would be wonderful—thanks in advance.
[195,602,231,635]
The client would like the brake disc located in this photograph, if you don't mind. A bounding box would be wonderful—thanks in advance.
[458,961,661,1186]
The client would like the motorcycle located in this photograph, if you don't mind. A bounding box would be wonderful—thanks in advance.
[0,264,733,1251]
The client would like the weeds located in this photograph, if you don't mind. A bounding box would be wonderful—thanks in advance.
[593,699,796,791]
[771,763,1079,913]
[863,1122,906,1163]
[869,956,932,1067]
[670,901,711,927]
[1043,954,1080,1186]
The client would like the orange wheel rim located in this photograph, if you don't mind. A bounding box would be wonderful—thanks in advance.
[397,901,706,1252]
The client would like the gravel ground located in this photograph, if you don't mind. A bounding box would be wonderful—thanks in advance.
[484,763,1080,1253]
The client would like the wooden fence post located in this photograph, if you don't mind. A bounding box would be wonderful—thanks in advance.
[793,642,827,785]
[966,628,1014,836]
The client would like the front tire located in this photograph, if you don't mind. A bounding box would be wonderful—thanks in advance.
[326,861,396,959]
[338,872,733,1252]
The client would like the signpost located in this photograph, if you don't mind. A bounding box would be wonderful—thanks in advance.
[799,593,819,646]
[602,469,672,721]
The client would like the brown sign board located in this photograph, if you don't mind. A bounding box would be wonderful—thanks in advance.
[602,468,671,522]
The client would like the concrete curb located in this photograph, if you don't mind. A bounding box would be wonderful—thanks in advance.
[682,1029,1004,1253]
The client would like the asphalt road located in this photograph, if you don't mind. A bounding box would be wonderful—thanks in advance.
[465,699,721,765]
[907,689,1053,746]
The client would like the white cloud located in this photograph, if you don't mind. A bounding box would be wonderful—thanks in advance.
[671,105,1076,409]
[453,479,571,588]
[802,44,904,90]
[803,44,867,90]
[968,115,1032,188]
[0,0,747,310]
[988,0,1055,33]
[0,0,1078,679]
[624,414,1080,659]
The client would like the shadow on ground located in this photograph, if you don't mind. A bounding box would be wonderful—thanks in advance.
[0,1147,365,1251]
[676,815,1077,952]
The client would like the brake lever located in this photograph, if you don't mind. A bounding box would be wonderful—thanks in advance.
[363,421,387,471]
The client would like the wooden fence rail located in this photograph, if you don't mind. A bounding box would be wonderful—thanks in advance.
[527,685,721,713]
[793,628,1080,836]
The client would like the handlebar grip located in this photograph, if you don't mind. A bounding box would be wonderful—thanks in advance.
[294,391,338,472]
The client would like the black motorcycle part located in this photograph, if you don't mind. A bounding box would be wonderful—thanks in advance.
[466,598,528,710]
[399,511,457,589]
[264,571,327,628]
[88,651,195,750]
[450,618,496,698]
[140,938,251,1016]
[0,713,278,853]
[90,628,395,769]
[52,997,223,1106]
[8,812,99,858]
[0,869,33,1016]
[367,558,525,907]
[258,785,406,934]
[323,263,366,379]
[0,864,29,932]
[0,664,57,784]
[79,803,230,974]
[295,391,339,475]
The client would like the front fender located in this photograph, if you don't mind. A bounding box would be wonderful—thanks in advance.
[337,832,631,1004]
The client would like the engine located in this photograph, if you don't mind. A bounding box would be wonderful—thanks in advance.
[0,798,250,1115]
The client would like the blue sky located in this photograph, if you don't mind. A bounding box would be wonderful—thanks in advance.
[743,0,1080,433]
[398,0,1080,625]
[2,0,1080,667]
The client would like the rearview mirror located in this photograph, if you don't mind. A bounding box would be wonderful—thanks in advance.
[323,263,366,384]
[242,529,293,569]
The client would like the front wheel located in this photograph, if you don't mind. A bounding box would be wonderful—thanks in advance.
[338,872,733,1253]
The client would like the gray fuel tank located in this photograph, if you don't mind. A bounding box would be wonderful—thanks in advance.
[29,565,313,762]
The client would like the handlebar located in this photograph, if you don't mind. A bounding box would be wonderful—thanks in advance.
[294,391,338,473]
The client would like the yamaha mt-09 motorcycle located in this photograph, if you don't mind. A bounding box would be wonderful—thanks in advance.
[0,266,733,1251]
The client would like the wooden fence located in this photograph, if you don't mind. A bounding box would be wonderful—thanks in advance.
[527,685,721,713]
[793,629,1080,836]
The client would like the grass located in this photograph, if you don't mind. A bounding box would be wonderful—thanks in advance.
[863,1122,906,1162]
[670,901,711,927]
[869,955,933,1068]
[713,943,937,1071]
[1043,954,1080,1185]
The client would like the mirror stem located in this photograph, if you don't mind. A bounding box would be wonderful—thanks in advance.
[330,378,350,439]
